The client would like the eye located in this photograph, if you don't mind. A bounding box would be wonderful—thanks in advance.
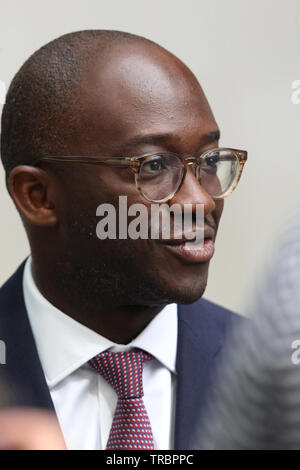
[143,155,167,173]
[201,152,220,174]
[205,153,219,167]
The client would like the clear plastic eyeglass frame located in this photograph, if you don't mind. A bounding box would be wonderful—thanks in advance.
[33,147,247,203]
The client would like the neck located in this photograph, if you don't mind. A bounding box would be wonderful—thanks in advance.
[31,260,166,344]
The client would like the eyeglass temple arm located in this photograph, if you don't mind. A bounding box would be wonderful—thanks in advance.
[33,156,137,167]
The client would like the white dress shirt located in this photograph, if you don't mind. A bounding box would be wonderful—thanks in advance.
[22,257,178,450]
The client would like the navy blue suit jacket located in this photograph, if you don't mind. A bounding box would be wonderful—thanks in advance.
[0,261,241,449]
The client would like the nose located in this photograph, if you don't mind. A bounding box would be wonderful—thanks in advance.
[171,165,216,217]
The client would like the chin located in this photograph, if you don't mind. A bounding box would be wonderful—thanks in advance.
[162,277,208,305]
[173,287,207,304]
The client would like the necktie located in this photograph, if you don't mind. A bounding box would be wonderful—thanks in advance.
[89,350,155,450]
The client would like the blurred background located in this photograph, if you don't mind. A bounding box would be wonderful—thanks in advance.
[0,0,300,316]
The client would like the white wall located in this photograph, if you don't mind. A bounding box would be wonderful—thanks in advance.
[1,0,300,316]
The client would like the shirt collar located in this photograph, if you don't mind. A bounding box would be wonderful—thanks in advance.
[23,257,178,388]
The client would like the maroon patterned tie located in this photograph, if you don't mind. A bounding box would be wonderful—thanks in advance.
[89,350,155,450]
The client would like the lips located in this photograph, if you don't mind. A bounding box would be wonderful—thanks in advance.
[157,224,215,244]
[157,225,216,264]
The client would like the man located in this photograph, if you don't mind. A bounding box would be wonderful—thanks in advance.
[0,30,246,450]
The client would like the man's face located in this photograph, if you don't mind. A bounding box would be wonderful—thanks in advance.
[52,43,223,306]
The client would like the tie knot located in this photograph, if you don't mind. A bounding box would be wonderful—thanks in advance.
[89,350,153,399]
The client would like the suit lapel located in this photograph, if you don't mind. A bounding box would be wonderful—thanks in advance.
[0,261,54,411]
[174,301,223,450]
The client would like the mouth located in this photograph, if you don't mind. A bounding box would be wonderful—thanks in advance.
[157,225,216,264]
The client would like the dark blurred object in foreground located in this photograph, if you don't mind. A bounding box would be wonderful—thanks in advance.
[197,211,300,449]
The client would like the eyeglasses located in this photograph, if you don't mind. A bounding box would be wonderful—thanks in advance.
[33,147,247,203]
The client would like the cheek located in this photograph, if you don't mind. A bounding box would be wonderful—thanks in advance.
[94,171,142,206]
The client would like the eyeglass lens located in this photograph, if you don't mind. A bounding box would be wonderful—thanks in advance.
[138,150,240,202]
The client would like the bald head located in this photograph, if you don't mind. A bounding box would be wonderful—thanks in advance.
[1,29,212,179]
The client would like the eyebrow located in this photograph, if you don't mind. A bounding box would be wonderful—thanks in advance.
[120,130,221,153]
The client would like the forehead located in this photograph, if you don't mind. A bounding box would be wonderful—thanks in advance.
[78,43,217,151]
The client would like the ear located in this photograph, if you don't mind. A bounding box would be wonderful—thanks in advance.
[8,165,59,227]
